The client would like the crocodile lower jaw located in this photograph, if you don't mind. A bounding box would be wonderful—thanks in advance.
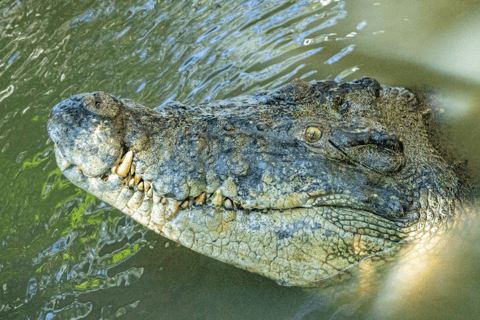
[55,144,428,286]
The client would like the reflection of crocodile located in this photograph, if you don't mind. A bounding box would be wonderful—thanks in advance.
[47,77,463,286]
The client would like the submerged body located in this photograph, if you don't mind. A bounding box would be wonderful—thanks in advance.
[47,78,461,286]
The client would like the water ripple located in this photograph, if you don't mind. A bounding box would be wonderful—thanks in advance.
[0,0,395,318]
[325,44,355,65]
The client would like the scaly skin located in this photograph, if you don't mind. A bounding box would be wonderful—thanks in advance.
[47,77,461,286]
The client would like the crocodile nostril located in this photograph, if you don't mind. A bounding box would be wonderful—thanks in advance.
[94,97,103,109]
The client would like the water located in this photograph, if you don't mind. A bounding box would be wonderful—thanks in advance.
[1,0,479,318]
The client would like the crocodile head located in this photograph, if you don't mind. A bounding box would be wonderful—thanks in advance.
[47,78,461,286]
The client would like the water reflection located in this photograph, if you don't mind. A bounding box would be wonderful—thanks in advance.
[0,0,479,318]
[20,190,149,318]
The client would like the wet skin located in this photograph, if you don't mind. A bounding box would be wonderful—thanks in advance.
[47,77,461,286]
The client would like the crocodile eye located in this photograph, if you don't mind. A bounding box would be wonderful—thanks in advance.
[305,127,322,142]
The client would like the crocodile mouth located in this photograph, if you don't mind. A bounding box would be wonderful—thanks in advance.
[45,77,461,287]
[54,143,413,240]
[55,144,244,215]
[48,92,412,224]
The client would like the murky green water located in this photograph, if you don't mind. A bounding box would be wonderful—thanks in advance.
[1,0,479,319]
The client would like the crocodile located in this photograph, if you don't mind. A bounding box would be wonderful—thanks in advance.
[47,77,463,286]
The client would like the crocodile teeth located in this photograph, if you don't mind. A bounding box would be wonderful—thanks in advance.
[128,178,135,188]
[161,197,167,204]
[211,190,223,208]
[130,164,135,175]
[116,150,133,177]
[224,199,233,209]
[134,173,142,185]
[144,182,151,191]
[119,151,127,162]
[195,193,206,205]
[147,188,153,198]
[111,166,117,174]
[138,181,144,191]
[153,193,160,203]
[165,200,181,221]
[181,200,188,208]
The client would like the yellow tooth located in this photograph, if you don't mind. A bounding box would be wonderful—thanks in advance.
[224,199,233,209]
[111,166,117,174]
[195,193,206,206]
[129,179,135,188]
[134,173,142,185]
[147,188,153,198]
[211,190,223,208]
[145,182,150,191]
[161,197,167,204]
[116,150,133,177]
[130,164,135,175]
[138,181,144,191]
[181,200,188,208]
[165,200,180,221]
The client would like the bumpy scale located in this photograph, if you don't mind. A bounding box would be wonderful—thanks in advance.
[47,78,463,286]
